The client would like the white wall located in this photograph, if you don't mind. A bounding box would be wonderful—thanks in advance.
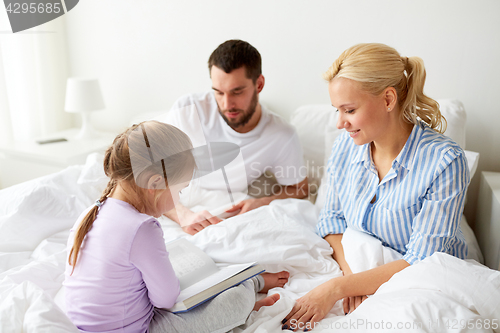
[63,0,500,227]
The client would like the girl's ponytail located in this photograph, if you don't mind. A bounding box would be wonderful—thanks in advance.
[68,146,117,274]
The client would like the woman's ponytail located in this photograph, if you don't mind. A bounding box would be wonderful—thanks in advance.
[400,56,446,133]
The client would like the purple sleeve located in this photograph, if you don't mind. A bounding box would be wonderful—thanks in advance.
[129,219,180,309]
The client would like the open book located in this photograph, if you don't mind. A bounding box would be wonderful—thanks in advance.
[165,238,264,313]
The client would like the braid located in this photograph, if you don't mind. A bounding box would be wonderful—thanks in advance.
[99,179,115,203]
[68,179,116,274]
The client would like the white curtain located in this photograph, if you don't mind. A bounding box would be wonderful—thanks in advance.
[0,10,72,143]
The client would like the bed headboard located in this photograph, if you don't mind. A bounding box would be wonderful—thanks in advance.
[475,172,500,270]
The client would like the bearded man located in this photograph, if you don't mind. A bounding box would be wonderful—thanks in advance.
[163,40,308,234]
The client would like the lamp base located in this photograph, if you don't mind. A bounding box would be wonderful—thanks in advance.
[75,111,97,140]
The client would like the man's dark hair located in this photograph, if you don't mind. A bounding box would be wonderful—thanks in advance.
[208,40,262,83]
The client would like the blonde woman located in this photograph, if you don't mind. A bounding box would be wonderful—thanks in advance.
[64,121,285,333]
[282,43,469,330]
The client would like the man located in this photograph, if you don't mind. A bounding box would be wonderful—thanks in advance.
[164,40,308,234]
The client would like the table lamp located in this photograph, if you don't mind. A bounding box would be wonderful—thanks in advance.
[64,77,105,140]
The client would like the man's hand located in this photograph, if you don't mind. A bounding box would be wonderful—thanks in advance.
[224,178,309,217]
[225,197,271,216]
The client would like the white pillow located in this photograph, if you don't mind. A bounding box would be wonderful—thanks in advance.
[323,121,341,167]
[289,105,336,184]
[0,166,87,252]
[438,99,466,149]
[464,150,479,180]
[0,153,108,253]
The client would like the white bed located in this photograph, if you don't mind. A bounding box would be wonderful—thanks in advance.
[1,100,499,332]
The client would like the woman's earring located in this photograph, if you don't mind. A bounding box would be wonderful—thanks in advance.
[388,107,391,111]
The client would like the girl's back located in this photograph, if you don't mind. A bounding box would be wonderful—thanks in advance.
[64,198,179,332]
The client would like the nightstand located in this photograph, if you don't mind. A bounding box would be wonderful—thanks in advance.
[0,128,116,189]
[475,171,500,271]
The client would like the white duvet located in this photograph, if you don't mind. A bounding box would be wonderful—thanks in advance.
[0,154,499,333]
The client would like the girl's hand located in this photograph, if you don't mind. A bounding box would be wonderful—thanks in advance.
[179,209,222,235]
[281,279,341,332]
[182,223,210,235]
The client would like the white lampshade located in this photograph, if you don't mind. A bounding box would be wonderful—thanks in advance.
[64,77,105,139]
[65,77,105,112]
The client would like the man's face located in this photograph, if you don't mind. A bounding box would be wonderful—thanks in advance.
[211,66,260,130]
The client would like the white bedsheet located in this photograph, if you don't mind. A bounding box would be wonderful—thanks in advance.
[0,154,499,332]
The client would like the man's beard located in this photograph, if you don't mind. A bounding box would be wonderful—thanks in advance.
[219,89,258,130]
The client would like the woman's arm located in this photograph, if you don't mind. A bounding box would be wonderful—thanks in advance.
[324,233,362,315]
[403,151,470,264]
[324,234,352,275]
[282,259,409,331]
[322,233,404,316]
[337,259,409,297]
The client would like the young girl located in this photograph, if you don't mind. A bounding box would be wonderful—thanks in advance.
[64,120,287,333]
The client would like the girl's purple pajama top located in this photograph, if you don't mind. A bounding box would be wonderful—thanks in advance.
[64,198,180,333]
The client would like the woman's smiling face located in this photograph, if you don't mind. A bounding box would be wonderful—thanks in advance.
[329,77,391,146]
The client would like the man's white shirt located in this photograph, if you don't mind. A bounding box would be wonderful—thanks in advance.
[155,91,305,194]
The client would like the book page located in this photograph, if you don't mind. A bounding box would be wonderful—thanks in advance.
[165,238,219,290]
[176,262,256,302]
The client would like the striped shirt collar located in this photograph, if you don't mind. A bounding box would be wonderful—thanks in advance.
[350,122,424,173]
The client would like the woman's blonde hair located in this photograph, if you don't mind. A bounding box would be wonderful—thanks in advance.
[323,43,446,133]
[68,120,195,273]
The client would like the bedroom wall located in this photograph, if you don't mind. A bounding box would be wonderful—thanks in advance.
[63,0,500,229]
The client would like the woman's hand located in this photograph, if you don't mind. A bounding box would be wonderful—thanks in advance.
[281,279,342,332]
[340,271,368,314]
[343,295,368,315]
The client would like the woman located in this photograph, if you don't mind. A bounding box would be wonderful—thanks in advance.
[282,43,469,330]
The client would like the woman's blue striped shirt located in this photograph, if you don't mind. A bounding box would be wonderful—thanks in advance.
[317,122,470,265]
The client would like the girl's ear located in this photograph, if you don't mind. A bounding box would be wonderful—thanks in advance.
[147,175,164,190]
